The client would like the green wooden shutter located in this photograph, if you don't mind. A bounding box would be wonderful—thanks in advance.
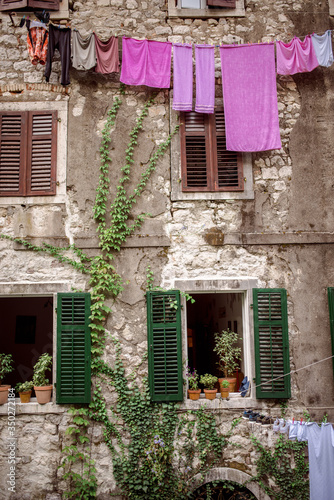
[56,293,91,404]
[147,290,183,402]
[253,289,291,399]
[327,288,334,380]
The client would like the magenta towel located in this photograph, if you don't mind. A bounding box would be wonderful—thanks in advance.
[195,45,215,114]
[276,36,319,75]
[94,35,119,74]
[172,43,193,111]
[220,43,281,152]
[120,37,172,88]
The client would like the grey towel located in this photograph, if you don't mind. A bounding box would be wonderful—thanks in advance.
[72,31,97,71]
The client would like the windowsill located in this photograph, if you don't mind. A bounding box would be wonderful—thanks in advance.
[0,398,68,414]
[168,0,245,17]
[183,394,262,409]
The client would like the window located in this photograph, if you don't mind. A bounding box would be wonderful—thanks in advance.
[0,111,57,197]
[0,101,67,205]
[180,108,243,193]
[170,98,254,201]
[168,0,244,18]
[147,281,291,402]
[0,291,91,404]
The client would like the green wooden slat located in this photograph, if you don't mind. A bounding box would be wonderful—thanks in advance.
[56,293,91,404]
[253,289,290,399]
[147,290,183,402]
[327,288,334,380]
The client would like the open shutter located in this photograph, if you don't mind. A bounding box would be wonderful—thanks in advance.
[147,290,183,402]
[0,112,26,196]
[180,112,212,192]
[327,288,334,380]
[214,108,243,191]
[26,111,57,196]
[56,293,91,404]
[253,289,291,399]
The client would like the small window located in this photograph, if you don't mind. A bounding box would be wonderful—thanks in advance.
[168,0,244,19]
[0,111,57,197]
[180,108,244,193]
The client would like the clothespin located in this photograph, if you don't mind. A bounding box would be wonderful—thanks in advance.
[292,417,294,423]
[300,418,303,424]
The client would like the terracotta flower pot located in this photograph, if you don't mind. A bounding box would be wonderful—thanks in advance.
[219,377,237,393]
[188,389,201,400]
[19,390,32,403]
[0,385,10,405]
[220,387,229,399]
[34,385,53,404]
[203,388,217,400]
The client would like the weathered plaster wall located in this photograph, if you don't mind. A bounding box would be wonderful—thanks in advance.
[0,0,334,498]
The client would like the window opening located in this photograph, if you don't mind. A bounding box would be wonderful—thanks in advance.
[193,480,256,499]
[186,292,244,392]
[0,296,53,392]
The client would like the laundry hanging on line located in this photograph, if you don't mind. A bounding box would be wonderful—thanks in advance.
[311,30,334,68]
[276,35,319,75]
[94,34,119,74]
[195,44,215,114]
[172,43,193,112]
[71,31,96,71]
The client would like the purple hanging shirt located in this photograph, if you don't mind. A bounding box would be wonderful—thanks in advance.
[120,37,172,88]
[220,43,281,152]
[276,36,319,75]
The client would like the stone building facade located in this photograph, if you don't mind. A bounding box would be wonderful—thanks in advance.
[0,0,334,498]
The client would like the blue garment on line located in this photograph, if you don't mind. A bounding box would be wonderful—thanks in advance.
[311,31,334,68]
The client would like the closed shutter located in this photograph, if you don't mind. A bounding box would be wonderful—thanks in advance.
[253,289,291,399]
[56,293,91,404]
[180,109,243,193]
[0,110,57,197]
[327,288,334,380]
[0,0,59,9]
[214,108,243,191]
[26,111,57,195]
[147,290,183,402]
[207,0,236,7]
[0,112,26,195]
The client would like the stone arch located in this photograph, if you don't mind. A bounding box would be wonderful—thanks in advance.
[192,467,271,500]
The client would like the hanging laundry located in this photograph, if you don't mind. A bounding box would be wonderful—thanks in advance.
[44,24,71,86]
[172,43,193,112]
[311,30,334,68]
[195,45,215,114]
[27,27,48,66]
[288,420,298,440]
[220,43,281,152]
[72,31,97,71]
[120,37,172,88]
[30,20,48,30]
[276,36,319,75]
[305,423,334,500]
[94,34,119,74]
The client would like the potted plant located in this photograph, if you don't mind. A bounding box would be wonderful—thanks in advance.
[186,366,201,400]
[33,353,53,404]
[220,379,230,399]
[0,353,14,405]
[199,373,218,400]
[15,381,34,403]
[213,329,242,393]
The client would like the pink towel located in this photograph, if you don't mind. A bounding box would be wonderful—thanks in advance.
[195,45,215,114]
[94,35,119,74]
[172,43,193,111]
[120,37,172,88]
[276,36,319,75]
[220,43,281,152]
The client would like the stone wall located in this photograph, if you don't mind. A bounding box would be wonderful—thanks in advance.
[0,0,334,498]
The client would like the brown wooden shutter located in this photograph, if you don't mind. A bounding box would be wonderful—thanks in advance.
[0,112,26,196]
[214,107,244,191]
[28,0,59,10]
[207,0,236,6]
[0,0,59,10]
[180,111,213,192]
[26,111,57,196]
[0,0,27,10]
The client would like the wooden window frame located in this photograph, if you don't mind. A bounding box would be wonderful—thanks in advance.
[168,0,245,18]
[180,108,244,193]
[0,110,57,197]
[0,0,60,11]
